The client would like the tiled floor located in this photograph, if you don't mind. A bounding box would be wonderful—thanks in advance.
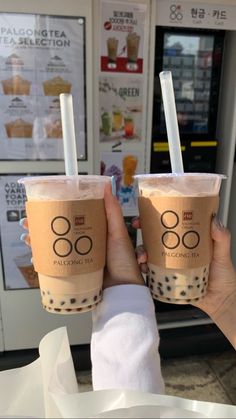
[76,350,236,405]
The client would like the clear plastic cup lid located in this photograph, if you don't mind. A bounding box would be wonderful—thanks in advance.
[134,173,227,180]
[18,175,111,185]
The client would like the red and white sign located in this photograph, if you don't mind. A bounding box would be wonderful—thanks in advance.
[101,1,147,74]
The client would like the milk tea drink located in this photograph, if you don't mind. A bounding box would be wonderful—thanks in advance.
[18,175,110,314]
[135,173,225,304]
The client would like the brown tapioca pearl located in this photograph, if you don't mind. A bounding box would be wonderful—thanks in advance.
[197,284,200,288]
[149,284,153,290]
[188,285,193,289]
[88,305,92,309]
[158,282,162,287]
[203,277,206,283]
[167,286,171,291]
[54,308,61,312]
[60,301,65,306]
[172,276,177,280]
[180,291,186,297]
[167,298,171,301]
[42,291,45,295]
[95,302,99,306]
[76,308,82,312]
[159,289,164,296]
[186,299,191,302]
[204,267,207,273]
[165,277,169,282]
[151,270,155,275]
[201,289,205,293]
[195,277,199,281]
[82,298,87,304]
[70,298,76,304]
[49,299,53,304]
[94,295,98,302]
[66,308,72,312]
[150,278,154,283]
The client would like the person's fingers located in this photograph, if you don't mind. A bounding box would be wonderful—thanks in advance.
[19,217,28,230]
[131,217,141,230]
[211,216,232,265]
[20,233,31,247]
[135,245,147,264]
[135,245,148,274]
[104,181,128,239]
[139,263,149,274]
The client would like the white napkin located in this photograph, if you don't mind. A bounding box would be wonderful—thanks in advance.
[0,327,235,418]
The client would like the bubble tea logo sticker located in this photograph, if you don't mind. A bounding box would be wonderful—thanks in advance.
[161,209,200,251]
[25,199,107,277]
[51,215,93,258]
[169,4,183,21]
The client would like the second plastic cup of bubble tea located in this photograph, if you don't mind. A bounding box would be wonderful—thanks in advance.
[135,173,225,304]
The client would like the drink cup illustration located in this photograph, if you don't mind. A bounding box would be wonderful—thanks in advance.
[124,114,134,138]
[101,111,112,136]
[123,155,137,187]
[126,32,140,64]
[135,173,225,304]
[107,37,119,67]
[18,175,110,314]
[112,108,123,131]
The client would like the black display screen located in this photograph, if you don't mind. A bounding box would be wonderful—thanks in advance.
[152,27,225,140]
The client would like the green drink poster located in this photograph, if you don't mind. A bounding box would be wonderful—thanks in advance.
[99,76,143,143]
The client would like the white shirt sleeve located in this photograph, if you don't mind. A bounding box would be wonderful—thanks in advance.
[91,284,165,394]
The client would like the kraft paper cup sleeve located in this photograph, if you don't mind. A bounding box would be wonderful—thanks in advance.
[26,199,107,277]
[138,195,219,269]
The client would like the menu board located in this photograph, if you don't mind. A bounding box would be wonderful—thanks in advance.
[0,13,86,160]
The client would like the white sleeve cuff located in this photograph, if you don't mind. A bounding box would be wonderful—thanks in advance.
[91,284,165,394]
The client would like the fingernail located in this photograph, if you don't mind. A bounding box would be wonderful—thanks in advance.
[19,218,26,227]
[30,257,34,264]
[111,176,116,196]
[213,215,225,230]
[20,233,28,242]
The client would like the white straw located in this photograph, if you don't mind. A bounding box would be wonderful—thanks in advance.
[59,93,78,176]
[159,71,184,173]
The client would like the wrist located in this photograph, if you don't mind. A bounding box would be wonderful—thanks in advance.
[211,290,236,349]
[103,276,145,290]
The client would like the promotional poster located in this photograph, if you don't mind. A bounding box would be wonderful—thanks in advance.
[100,1,147,73]
[99,76,143,143]
[0,13,86,160]
[100,151,143,212]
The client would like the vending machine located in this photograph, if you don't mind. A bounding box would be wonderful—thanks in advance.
[148,0,236,338]
[151,26,225,173]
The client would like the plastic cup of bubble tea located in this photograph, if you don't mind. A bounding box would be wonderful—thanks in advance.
[18,175,110,314]
[135,173,226,304]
